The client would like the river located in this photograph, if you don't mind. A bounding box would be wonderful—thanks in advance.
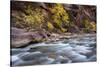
[11,34,96,66]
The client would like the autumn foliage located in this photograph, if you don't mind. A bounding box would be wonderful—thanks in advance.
[11,1,96,33]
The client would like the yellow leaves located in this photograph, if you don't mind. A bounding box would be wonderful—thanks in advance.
[63,15,69,23]
[50,3,69,23]
[83,19,96,32]
[12,3,71,32]
[84,20,90,28]
[34,9,44,24]
[23,5,45,29]
[90,22,96,31]
[51,4,64,14]
[61,28,67,32]
[24,15,35,25]
[49,3,69,32]
[47,22,54,30]
[25,5,33,14]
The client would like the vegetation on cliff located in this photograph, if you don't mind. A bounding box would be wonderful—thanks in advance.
[11,1,96,33]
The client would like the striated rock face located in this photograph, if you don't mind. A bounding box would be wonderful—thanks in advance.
[11,27,48,48]
[11,27,33,48]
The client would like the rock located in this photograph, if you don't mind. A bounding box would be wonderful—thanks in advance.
[11,27,33,47]
[68,25,80,33]
[11,27,48,48]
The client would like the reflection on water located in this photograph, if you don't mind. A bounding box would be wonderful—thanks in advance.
[11,34,96,66]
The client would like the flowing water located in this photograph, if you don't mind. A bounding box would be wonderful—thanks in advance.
[11,34,96,66]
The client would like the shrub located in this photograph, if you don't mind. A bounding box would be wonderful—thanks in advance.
[49,4,69,32]
[24,5,45,30]
[47,21,54,31]
[83,19,96,32]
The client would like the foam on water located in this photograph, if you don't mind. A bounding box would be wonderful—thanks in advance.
[11,34,96,66]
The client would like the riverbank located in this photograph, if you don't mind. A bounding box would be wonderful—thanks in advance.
[11,27,96,48]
